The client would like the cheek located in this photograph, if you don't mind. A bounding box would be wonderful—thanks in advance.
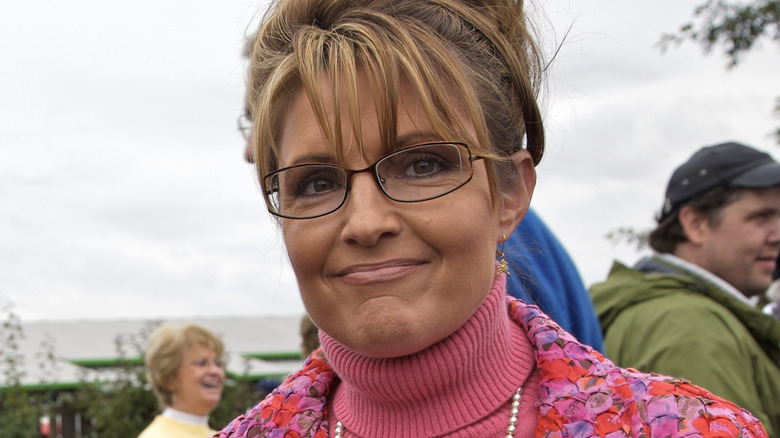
[282,222,318,269]
[170,371,187,393]
[281,222,333,299]
[428,195,500,284]
[445,217,493,258]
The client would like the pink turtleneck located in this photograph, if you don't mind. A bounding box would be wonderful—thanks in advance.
[321,273,539,437]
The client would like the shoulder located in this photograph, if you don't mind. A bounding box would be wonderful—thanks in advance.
[216,350,334,438]
[589,261,650,303]
[612,286,738,325]
[507,299,769,437]
[601,273,748,345]
[590,259,736,330]
[137,416,174,438]
[592,259,696,293]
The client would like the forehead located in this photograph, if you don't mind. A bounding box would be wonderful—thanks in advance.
[720,187,780,216]
[278,81,445,168]
[276,73,468,168]
[182,343,217,358]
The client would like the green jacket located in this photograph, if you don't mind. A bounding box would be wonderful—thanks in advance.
[590,256,780,437]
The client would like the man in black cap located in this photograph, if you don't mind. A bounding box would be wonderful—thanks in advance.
[590,141,780,436]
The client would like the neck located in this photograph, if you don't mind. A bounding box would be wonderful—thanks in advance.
[658,252,753,304]
[161,406,209,425]
[321,273,536,437]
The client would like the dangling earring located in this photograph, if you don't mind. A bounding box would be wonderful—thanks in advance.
[497,233,509,275]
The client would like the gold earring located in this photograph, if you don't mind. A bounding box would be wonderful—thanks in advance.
[497,233,509,275]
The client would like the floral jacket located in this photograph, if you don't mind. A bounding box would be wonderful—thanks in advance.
[217,298,768,437]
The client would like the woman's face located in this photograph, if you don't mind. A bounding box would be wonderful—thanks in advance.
[169,344,224,416]
[277,74,532,358]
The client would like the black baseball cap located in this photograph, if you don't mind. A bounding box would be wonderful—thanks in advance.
[659,141,780,221]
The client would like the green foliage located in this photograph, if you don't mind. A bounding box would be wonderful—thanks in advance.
[0,307,271,436]
[0,304,44,437]
[658,0,780,67]
[70,323,159,437]
[0,389,43,438]
[604,227,650,252]
[658,0,780,144]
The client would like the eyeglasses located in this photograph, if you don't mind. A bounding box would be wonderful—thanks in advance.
[189,357,224,369]
[263,141,482,219]
[237,112,251,140]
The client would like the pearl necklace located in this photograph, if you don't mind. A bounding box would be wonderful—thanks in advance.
[333,386,523,438]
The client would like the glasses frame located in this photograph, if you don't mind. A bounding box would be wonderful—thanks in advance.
[262,141,483,219]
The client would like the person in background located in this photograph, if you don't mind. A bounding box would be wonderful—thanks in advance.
[505,209,603,351]
[299,312,320,356]
[138,323,225,438]
[590,141,780,436]
[221,0,766,435]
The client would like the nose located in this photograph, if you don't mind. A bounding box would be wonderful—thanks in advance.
[244,136,254,163]
[339,172,402,246]
[208,361,225,378]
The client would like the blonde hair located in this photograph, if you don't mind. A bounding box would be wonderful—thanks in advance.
[144,322,224,409]
[246,0,545,206]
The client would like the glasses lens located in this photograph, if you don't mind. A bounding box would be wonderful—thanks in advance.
[266,165,348,218]
[237,114,251,140]
[376,143,470,201]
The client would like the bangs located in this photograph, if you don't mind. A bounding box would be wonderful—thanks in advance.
[255,8,498,175]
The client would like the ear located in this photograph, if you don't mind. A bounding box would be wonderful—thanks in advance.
[497,149,536,243]
[678,205,709,245]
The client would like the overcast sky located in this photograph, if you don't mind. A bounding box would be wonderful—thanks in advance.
[2,0,778,322]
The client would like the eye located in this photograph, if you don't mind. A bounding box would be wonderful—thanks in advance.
[295,168,342,196]
[306,177,335,194]
[277,165,344,199]
[410,157,440,176]
[396,152,453,180]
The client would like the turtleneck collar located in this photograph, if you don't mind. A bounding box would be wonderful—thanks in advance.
[321,272,537,437]
[161,406,210,426]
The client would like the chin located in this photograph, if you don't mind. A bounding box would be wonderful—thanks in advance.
[201,394,222,408]
[354,341,433,359]
[348,323,445,359]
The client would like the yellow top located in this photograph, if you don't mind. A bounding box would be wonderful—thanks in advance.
[137,415,216,438]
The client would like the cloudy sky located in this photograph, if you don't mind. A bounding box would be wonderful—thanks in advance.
[2,0,778,322]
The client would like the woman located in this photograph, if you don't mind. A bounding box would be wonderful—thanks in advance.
[139,323,225,438]
[220,0,768,436]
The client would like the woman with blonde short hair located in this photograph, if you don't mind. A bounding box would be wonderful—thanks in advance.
[138,323,225,438]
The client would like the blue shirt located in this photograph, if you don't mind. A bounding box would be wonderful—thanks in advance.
[504,209,604,352]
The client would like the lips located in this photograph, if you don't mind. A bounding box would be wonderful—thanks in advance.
[336,260,426,284]
[202,380,222,389]
[752,249,779,275]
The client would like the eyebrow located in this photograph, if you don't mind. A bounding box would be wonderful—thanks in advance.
[281,132,445,168]
[283,152,338,167]
[746,206,780,219]
[395,132,442,148]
